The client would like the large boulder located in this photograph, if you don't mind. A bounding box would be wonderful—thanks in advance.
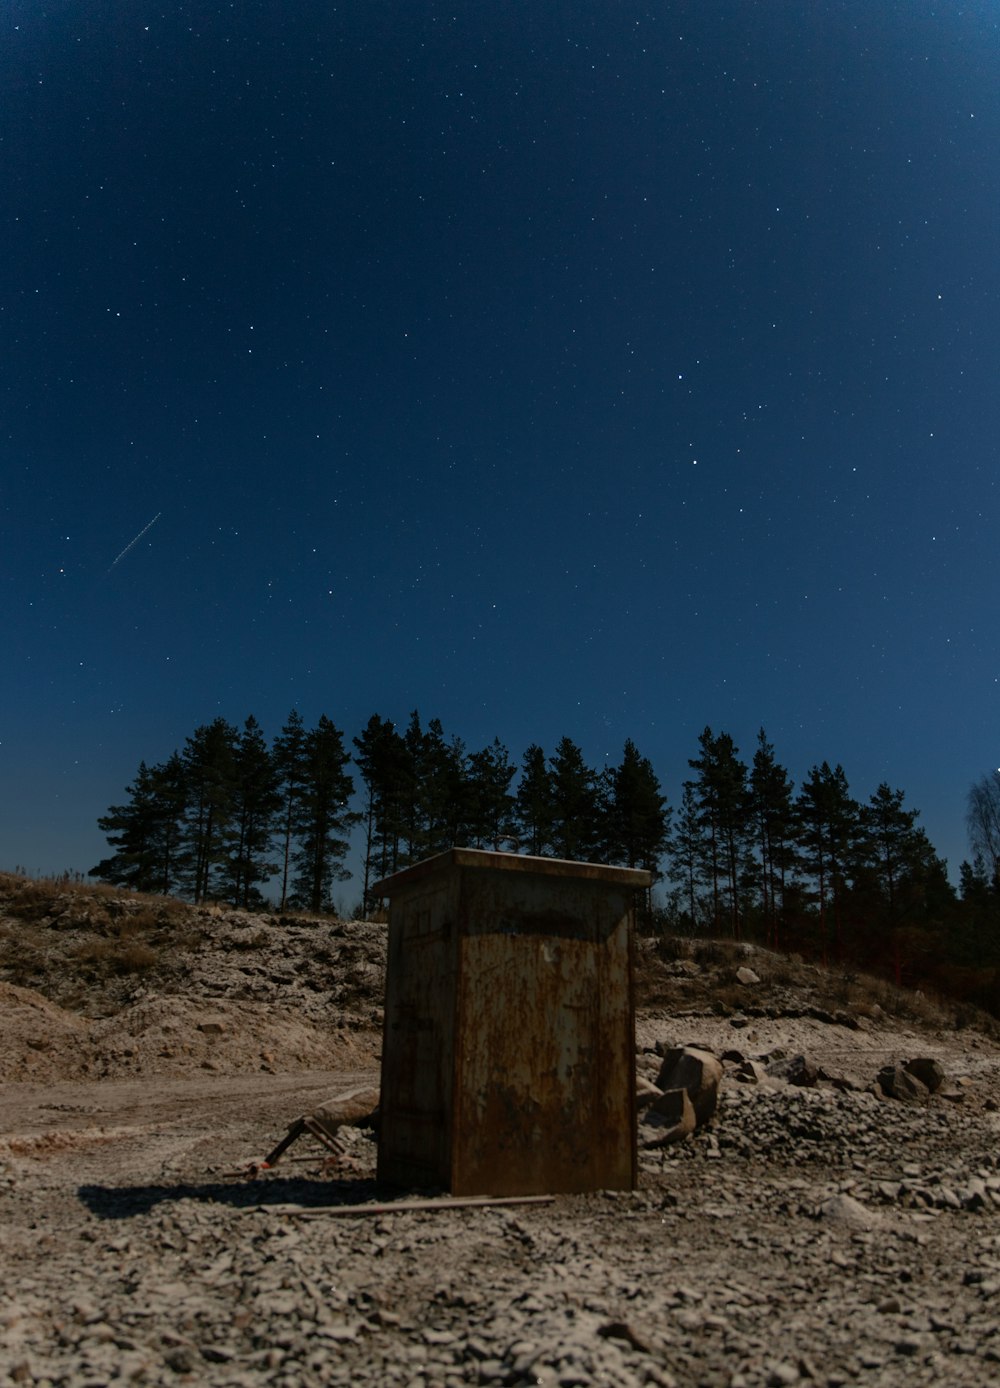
[654,1046,723,1126]
[877,1064,930,1105]
[639,1087,697,1148]
[905,1057,946,1094]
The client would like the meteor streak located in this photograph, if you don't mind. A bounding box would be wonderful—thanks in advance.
[108,512,162,572]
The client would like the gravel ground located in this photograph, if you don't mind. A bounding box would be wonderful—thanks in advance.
[4,881,1000,1387]
[4,1020,1000,1388]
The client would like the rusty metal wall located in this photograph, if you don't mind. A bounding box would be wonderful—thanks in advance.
[452,869,635,1196]
[376,871,460,1189]
[375,850,646,1196]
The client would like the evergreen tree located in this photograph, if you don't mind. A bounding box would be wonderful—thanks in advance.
[850,784,948,984]
[89,755,186,895]
[290,715,358,913]
[466,737,518,850]
[272,709,309,911]
[353,713,410,908]
[179,718,239,903]
[400,710,428,862]
[666,782,707,930]
[858,783,938,918]
[418,718,472,854]
[687,728,749,937]
[515,744,554,856]
[793,762,858,960]
[549,737,601,861]
[956,859,1000,968]
[223,715,281,908]
[748,729,795,948]
[606,739,670,874]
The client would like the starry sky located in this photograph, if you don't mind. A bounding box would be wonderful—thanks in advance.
[3,1,998,887]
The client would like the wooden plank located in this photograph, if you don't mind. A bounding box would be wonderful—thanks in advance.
[249,1193,555,1218]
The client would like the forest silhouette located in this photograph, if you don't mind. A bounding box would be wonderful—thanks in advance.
[89,712,1000,1017]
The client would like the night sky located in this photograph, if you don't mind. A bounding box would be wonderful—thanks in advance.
[3,1,998,888]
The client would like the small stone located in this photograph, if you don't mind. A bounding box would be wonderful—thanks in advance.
[819,1194,882,1231]
[165,1347,198,1373]
[894,1338,922,1356]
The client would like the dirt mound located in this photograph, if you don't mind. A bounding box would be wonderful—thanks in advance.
[0,984,378,1084]
[0,982,91,1082]
[87,994,378,1079]
[0,876,388,1081]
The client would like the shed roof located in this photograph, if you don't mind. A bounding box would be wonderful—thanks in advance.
[371,847,653,897]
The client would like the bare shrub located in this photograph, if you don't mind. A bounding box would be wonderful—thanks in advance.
[6,882,57,923]
[71,938,159,976]
[656,935,693,964]
[693,939,745,969]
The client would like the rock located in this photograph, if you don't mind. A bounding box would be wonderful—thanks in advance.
[640,1087,697,1147]
[877,1065,930,1104]
[310,1086,381,1134]
[819,1194,882,1231]
[654,1047,723,1127]
[736,1060,768,1084]
[636,1075,663,1110]
[736,967,761,986]
[904,1057,946,1093]
[766,1054,819,1087]
[961,1178,988,1211]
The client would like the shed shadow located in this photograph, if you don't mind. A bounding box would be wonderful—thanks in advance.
[76,1174,392,1220]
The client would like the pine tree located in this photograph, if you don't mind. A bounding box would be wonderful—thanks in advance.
[89,755,186,895]
[466,738,518,850]
[687,728,749,937]
[666,782,707,931]
[272,709,309,911]
[793,762,858,961]
[179,718,239,903]
[606,740,670,874]
[400,710,428,862]
[418,718,472,854]
[223,715,281,908]
[515,744,554,856]
[290,715,359,913]
[853,783,948,985]
[748,729,795,948]
[549,737,600,861]
[353,713,410,908]
[859,783,938,918]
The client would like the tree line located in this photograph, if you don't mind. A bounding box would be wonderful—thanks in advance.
[90,712,1000,1008]
[90,710,667,915]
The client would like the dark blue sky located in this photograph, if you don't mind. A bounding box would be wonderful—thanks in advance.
[3,1,998,886]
